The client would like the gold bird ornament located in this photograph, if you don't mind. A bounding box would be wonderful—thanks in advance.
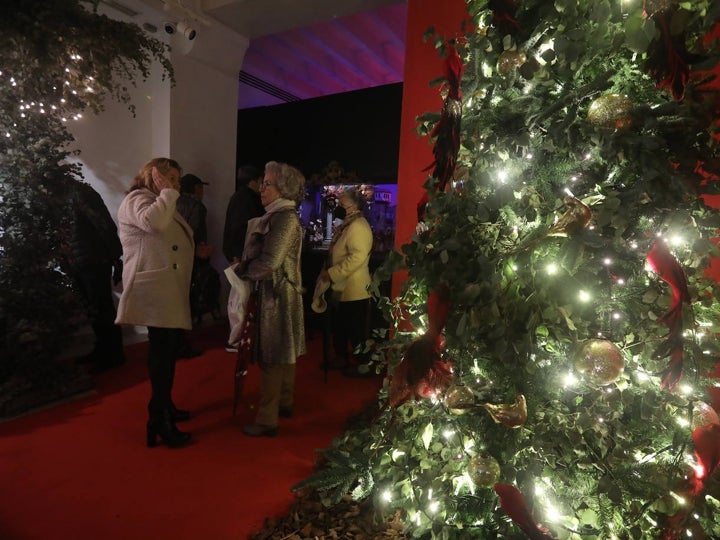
[547,196,592,237]
[482,394,527,428]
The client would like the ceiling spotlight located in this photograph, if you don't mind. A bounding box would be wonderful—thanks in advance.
[163,21,176,35]
[177,20,196,40]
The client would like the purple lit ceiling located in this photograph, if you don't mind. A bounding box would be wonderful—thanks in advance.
[237,3,407,109]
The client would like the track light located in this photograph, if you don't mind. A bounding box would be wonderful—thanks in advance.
[176,20,196,40]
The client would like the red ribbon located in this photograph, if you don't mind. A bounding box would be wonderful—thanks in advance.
[646,240,690,389]
[388,285,453,408]
[494,483,558,540]
[418,43,464,221]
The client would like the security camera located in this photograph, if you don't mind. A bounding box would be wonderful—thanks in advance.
[177,21,196,40]
[163,21,176,35]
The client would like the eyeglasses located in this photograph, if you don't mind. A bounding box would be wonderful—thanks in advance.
[260,181,276,190]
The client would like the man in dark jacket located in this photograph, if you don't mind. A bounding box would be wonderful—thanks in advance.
[222,165,265,263]
[69,181,125,372]
[177,173,219,340]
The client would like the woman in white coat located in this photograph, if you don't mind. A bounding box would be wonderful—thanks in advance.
[115,158,194,448]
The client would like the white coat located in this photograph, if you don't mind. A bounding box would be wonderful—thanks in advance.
[115,188,194,330]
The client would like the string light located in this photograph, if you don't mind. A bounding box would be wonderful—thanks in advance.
[563,372,578,388]
[578,290,591,302]
[546,263,558,275]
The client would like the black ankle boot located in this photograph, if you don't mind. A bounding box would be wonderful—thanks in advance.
[146,412,191,448]
[169,402,191,422]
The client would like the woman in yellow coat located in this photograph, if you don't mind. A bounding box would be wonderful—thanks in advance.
[115,157,194,448]
[321,187,373,375]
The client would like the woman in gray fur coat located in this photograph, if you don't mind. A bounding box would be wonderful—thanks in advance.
[238,161,306,437]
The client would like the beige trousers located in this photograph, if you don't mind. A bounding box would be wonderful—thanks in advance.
[255,362,296,427]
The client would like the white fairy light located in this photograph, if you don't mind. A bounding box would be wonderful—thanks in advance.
[546,263,558,275]
[612,312,621,320]
[428,500,439,514]
[391,449,405,460]
[382,490,393,502]
[670,235,685,247]
[669,492,686,505]
[680,384,693,395]
[497,170,509,183]
[563,372,577,388]
[443,429,455,439]
[603,258,612,265]
[616,278,625,285]
[578,290,591,302]
[676,417,690,428]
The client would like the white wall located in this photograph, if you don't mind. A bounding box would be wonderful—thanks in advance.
[68,6,249,342]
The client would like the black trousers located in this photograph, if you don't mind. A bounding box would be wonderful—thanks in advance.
[146,327,182,418]
[74,263,124,366]
[332,297,371,363]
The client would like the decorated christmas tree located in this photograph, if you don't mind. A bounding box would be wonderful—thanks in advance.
[296,0,720,538]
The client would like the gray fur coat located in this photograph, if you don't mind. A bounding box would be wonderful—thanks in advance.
[240,199,305,364]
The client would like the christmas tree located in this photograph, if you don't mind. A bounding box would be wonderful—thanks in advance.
[296,0,720,538]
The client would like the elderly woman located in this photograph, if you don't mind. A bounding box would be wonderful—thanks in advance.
[239,161,306,437]
[115,158,193,448]
[320,187,373,376]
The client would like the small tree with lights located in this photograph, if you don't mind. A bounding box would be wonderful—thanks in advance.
[295,0,720,538]
[0,0,172,412]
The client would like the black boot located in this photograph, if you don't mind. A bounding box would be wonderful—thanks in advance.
[146,411,191,448]
[169,402,191,422]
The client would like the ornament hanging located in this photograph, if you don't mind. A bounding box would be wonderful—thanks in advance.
[547,196,592,237]
[587,94,634,130]
[445,383,475,414]
[497,50,527,76]
[482,394,527,428]
[467,452,501,488]
[692,401,720,431]
[573,339,625,386]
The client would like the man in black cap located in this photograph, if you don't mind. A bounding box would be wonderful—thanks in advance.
[176,174,219,354]
[177,173,209,246]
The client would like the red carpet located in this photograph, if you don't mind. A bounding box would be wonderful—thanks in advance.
[0,324,382,540]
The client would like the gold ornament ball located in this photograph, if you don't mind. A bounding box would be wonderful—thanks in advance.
[692,401,720,431]
[587,94,634,130]
[445,383,475,414]
[497,50,527,76]
[467,452,501,488]
[573,339,625,386]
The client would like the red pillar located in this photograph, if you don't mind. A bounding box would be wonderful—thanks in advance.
[394,0,470,298]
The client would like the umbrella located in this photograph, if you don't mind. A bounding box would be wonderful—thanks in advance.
[233,289,259,416]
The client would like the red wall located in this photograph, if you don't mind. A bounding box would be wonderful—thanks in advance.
[393,0,470,297]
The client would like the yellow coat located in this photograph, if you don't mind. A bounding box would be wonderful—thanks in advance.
[327,215,373,302]
[115,188,194,330]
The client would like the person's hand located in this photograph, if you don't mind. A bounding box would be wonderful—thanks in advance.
[151,166,176,192]
[319,268,330,283]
